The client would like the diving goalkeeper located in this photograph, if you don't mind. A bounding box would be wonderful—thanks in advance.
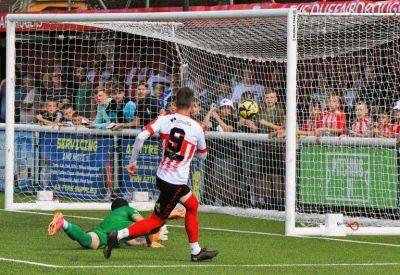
[47,198,184,249]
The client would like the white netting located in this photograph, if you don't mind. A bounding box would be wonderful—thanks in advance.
[296,14,400,228]
[7,13,400,229]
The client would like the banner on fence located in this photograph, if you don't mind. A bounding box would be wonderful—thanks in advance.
[0,131,35,191]
[298,146,398,209]
[39,132,114,200]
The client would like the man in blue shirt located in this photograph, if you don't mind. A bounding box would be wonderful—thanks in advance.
[107,86,137,131]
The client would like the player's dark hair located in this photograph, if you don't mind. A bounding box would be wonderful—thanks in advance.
[111,198,129,211]
[176,87,194,109]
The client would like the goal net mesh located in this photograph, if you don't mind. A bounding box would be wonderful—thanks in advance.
[9,14,400,227]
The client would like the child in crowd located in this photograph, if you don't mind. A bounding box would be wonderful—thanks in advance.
[36,99,63,127]
[371,113,393,138]
[349,102,371,137]
[72,113,86,128]
[62,105,76,126]
[316,95,346,136]
[203,99,237,132]
[154,83,166,109]
[298,104,323,136]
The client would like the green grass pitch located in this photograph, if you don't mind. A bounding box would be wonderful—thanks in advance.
[1,194,400,274]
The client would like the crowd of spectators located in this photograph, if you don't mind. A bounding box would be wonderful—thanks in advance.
[2,44,400,209]
[2,52,400,142]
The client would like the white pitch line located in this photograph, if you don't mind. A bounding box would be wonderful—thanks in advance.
[59,262,400,268]
[2,209,400,248]
[54,262,400,268]
[1,256,400,269]
[0,257,58,268]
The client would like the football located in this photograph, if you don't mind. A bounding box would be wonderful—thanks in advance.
[238,100,259,119]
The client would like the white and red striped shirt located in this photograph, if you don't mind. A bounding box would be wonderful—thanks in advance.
[321,110,346,135]
[351,117,371,136]
[392,123,400,135]
[376,123,394,137]
[145,113,207,185]
[301,115,323,132]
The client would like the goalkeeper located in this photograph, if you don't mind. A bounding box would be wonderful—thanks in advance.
[47,198,184,249]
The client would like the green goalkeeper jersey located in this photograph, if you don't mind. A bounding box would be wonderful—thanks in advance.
[92,205,139,247]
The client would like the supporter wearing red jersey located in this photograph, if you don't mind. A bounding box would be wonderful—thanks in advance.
[298,104,323,136]
[349,102,371,137]
[316,95,346,136]
[372,113,394,138]
[392,101,400,136]
[103,87,218,262]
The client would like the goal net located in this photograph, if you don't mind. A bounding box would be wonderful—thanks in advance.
[5,10,400,235]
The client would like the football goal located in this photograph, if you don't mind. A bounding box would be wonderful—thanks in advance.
[5,9,400,236]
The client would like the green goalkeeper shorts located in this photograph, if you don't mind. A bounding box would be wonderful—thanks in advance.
[92,226,108,249]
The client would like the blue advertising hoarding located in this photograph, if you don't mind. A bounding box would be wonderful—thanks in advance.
[39,132,114,200]
[121,138,161,194]
[0,131,35,191]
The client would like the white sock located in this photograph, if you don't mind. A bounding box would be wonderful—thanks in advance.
[62,220,69,230]
[190,242,201,255]
[117,228,129,241]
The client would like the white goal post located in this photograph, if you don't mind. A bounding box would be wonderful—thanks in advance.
[5,8,298,211]
[6,9,400,236]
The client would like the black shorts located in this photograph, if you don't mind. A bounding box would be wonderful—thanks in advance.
[154,177,191,219]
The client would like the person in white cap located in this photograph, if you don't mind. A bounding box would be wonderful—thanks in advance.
[204,98,237,132]
[203,98,239,206]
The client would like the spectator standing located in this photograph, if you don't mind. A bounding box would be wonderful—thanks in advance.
[316,95,346,136]
[258,90,286,210]
[231,68,264,105]
[203,99,239,206]
[147,60,171,96]
[107,86,137,130]
[91,88,112,129]
[16,75,41,124]
[62,105,76,127]
[153,83,167,109]
[298,104,323,136]
[45,73,71,110]
[349,102,371,137]
[134,82,159,127]
[73,66,93,119]
[371,113,393,138]
[392,101,400,137]
[72,113,86,128]
[258,90,285,134]
[36,99,63,126]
